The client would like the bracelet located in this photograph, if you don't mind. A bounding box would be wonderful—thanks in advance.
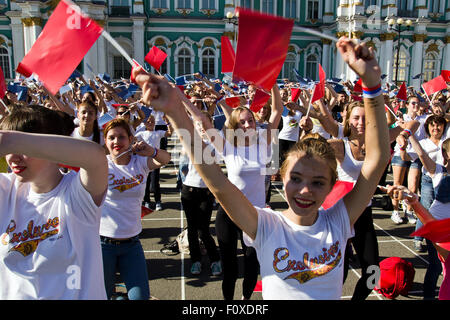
[150,147,158,158]
[362,83,382,99]
[402,129,412,138]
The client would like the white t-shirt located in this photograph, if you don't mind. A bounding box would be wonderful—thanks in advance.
[278,111,302,142]
[100,155,150,238]
[245,199,354,300]
[311,117,331,139]
[71,127,105,146]
[394,113,428,157]
[0,172,106,300]
[220,130,271,207]
[135,130,166,149]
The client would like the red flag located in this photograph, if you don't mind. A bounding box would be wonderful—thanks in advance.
[422,75,447,96]
[396,82,407,101]
[16,0,103,95]
[253,280,262,292]
[232,8,293,91]
[145,46,167,71]
[58,164,80,172]
[411,218,450,250]
[221,36,235,73]
[441,70,450,82]
[141,205,153,218]
[225,96,241,108]
[353,78,363,93]
[250,89,271,113]
[321,181,354,210]
[290,88,301,102]
[310,64,326,104]
[0,67,6,99]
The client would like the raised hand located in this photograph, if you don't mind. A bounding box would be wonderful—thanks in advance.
[132,66,181,116]
[336,37,381,88]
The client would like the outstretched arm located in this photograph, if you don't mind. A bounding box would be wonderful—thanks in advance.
[132,68,259,239]
[0,131,108,206]
[337,38,391,226]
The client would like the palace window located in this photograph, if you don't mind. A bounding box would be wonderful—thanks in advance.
[423,52,438,82]
[307,0,320,20]
[0,47,10,79]
[177,0,191,9]
[113,56,131,79]
[305,54,319,81]
[393,49,409,83]
[282,52,297,81]
[177,48,192,76]
[285,0,297,19]
[201,48,215,78]
[152,0,168,9]
[261,0,274,14]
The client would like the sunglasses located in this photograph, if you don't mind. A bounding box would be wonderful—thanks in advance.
[117,110,129,116]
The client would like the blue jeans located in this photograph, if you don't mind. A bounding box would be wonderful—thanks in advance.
[415,174,435,241]
[101,236,150,300]
[417,174,442,299]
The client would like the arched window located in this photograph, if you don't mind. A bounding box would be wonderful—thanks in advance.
[282,52,296,81]
[113,56,131,79]
[157,47,168,75]
[393,49,408,83]
[305,54,319,80]
[423,52,438,82]
[0,47,11,79]
[177,48,192,76]
[201,48,215,78]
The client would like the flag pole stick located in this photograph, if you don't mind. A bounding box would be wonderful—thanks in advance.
[0,98,10,114]
[385,104,399,120]
[101,30,138,68]
[421,85,433,105]
[296,26,339,43]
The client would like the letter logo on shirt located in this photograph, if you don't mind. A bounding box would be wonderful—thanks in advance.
[273,241,342,284]
[2,218,60,257]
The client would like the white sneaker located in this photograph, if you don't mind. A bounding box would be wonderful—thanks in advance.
[391,211,403,224]
[406,211,417,224]
[155,202,162,211]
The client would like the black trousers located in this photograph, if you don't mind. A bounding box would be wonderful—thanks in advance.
[343,206,379,301]
[143,168,161,203]
[181,185,220,264]
[215,205,260,300]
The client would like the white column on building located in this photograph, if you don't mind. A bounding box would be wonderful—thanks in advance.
[21,18,42,54]
[322,0,333,23]
[444,27,450,71]
[384,35,395,84]
[97,33,107,73]
[410,34,425,90]
[321,38,331,76]
[6,13,25,70]
[132,17,146,66]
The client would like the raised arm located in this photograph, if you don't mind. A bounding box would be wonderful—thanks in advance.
[337,38,391,226]
[133,68,259,239]
[0,131,107,206]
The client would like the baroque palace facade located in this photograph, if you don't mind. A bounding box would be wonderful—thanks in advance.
[0,0,448,90]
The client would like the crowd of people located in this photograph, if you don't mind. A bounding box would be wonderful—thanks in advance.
[0,37,449,300]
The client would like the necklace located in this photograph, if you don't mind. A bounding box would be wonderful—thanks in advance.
[349,140,366,157]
